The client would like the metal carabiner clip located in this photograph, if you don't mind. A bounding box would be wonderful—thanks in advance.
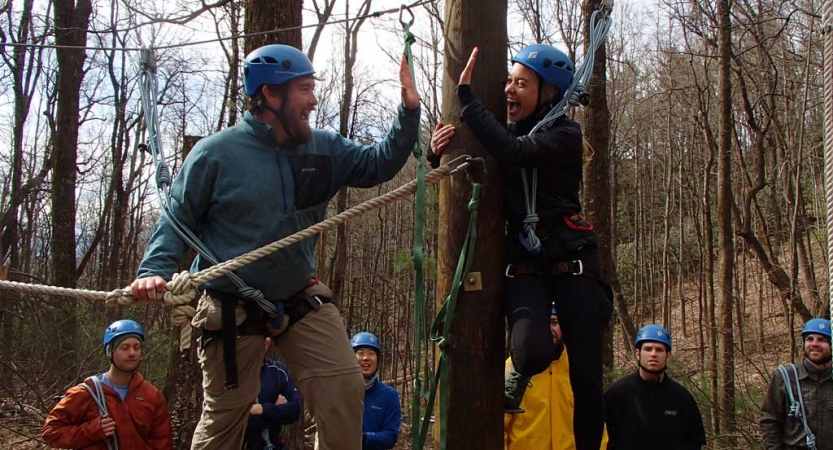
[399,4,415,28]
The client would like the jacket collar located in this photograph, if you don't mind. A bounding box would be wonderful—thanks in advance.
[508,110,563,136]
[127,371,145,393]
[243,111,279,147]
[89,371,144,396]
[800,358,832,382]
[635,370,668,390]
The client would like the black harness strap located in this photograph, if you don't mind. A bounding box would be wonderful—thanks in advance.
[504,260,584,278]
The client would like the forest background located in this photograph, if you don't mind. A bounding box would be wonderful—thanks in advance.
[0,0,828,448]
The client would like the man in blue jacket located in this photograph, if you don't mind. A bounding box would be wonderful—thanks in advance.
[351,332,400,450]
[244,338,302,450]
[130,43,420,450]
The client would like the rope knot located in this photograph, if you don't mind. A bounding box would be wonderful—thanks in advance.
[164,270,198,305]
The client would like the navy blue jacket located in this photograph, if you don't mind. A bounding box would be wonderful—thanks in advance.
[362,380,401,450]
[244,359,301,449]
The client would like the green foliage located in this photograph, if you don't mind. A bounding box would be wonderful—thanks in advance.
[394,249,437,282]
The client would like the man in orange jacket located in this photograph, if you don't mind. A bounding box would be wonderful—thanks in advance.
[41,320,173,449]
[504,306,608,450]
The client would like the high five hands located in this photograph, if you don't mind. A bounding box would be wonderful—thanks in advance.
[400,55,420,110]
[430,47,480,158]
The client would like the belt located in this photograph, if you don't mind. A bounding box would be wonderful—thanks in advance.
[284,292,332,326]
[504,260,584,278]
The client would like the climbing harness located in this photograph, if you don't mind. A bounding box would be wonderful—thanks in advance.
[79,376,119,450]
[776,363,818,450]
[518,0,613,255]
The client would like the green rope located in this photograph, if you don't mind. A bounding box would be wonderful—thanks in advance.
[399,13,432,450]
[415,184,482,450]
[399,7,483,449]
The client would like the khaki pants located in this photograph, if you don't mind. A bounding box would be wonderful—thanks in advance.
[191,293,362,450]
[273,303,364,450]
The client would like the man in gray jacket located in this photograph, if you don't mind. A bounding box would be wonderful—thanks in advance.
[131,44,420,450]
[760,318,832,450]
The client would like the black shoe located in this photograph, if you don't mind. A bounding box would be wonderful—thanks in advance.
[504,363,531,414]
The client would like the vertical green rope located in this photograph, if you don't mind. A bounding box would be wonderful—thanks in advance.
[416,184,481,450]
[400,11,430,450]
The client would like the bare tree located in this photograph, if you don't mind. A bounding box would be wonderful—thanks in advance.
[49,0,93,386]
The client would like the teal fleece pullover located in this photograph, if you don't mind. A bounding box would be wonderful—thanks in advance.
[138,104,420,301]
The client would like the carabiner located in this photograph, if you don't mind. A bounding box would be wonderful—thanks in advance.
[399,4,415,28]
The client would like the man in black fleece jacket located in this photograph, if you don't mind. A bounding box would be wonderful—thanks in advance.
[604,324,706,450]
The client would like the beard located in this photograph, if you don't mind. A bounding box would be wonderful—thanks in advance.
[287,117,312,144]
[804,348,832,366]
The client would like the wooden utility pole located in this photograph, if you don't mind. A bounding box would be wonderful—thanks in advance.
[436,1,507,448]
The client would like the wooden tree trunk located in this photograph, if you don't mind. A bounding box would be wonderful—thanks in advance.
[437,1,506,448]
[582,0,635,358]
[50,0,93,386]
[716,0,737,444]
[244,0,302,52]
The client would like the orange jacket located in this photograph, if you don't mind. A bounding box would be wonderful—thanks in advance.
[504,351,608,450]
[41,372,173,450]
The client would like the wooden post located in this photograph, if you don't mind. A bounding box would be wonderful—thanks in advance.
[436,1,507,448]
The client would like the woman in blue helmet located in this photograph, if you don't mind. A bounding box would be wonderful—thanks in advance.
[428,45,612,450]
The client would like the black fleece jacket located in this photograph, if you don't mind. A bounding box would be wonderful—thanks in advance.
[604,372,707,450]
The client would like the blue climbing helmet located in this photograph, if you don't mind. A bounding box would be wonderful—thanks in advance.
[801,318,831,342]
[635,324,672,351]
[350,332,381,353]
[103,320,145,358]
[511,44,574,100]
[243,44,315,96]
[551,304,557,315]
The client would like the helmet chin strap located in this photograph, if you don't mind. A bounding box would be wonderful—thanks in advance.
[261,86,298,144]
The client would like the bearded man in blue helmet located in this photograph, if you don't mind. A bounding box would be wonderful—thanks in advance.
[760,318,833,450]
[131,44,420,450]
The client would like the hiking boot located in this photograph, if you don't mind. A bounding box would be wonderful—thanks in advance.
[504,363,531,414]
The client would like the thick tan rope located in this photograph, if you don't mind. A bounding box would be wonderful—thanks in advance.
[0,158,467,349]
[824,0,833,322]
